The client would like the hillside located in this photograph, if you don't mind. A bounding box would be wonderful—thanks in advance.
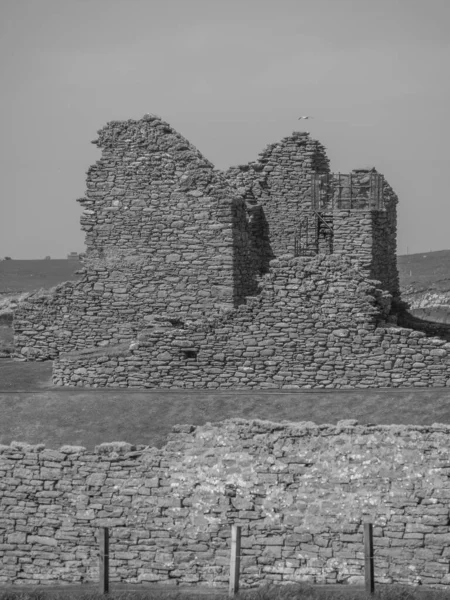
[397,250,450,323]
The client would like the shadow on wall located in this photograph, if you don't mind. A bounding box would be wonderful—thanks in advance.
[398,310,450,342]
[253,205,276,275]
[231,200,275,306]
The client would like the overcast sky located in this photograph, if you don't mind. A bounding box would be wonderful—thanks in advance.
[1,0,449,259]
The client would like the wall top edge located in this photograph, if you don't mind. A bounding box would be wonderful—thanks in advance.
[2,418,450,456]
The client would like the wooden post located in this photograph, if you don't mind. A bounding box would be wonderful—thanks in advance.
[229,525,241,597]
[364,522,374,594]
[99,527,109,594]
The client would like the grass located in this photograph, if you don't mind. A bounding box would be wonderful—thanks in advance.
[0,582,448,600]
[0,583,448,600]
[2,379,450,450]
[397,250,450,293]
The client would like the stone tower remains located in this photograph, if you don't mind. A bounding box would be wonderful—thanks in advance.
[14,115,450,389]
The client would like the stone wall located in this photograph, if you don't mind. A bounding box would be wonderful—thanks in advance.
[52,255,450,389]
[2,419,450,588]
[320,171,399,300]
[13,115,405,386]
[372,178,400,301]
[14,115,261,360]
[225,132,330,259]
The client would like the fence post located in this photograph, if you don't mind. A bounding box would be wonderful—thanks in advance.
[229,525,241,597]
[364,522,374,594]
[99,527,109,594]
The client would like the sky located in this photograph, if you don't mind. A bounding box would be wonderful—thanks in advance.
[1,0,449,259]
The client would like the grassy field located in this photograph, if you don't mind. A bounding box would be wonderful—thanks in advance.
[0,581,446,600]
[2,362,450,449]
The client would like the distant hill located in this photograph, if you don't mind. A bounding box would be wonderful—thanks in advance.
[398,250,450,324]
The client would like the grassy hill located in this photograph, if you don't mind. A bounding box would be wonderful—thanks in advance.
[397,249,450,293]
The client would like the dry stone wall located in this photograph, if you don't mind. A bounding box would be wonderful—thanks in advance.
[225,131,330,259]
[52,255,450,389]
[13,114,416,390]
[319,171,399,300]
[372,179,400,301]
[14,115,261,360]
[3,419,450,588]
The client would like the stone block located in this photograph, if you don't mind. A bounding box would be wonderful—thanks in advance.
[28,536,57,546]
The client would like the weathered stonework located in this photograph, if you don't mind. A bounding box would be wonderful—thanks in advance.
[13,113,444,390]
[52,256,450,389]
[13,115,265,358]
[224,131,330,260]
[2,419,450,588]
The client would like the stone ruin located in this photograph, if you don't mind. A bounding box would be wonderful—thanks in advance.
[12,114,450,388]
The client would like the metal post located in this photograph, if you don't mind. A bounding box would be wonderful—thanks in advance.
[229,525,241,597]
[99,527,109,594]
[364,522,374,594]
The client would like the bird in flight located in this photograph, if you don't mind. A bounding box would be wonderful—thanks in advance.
[298,116,312,120]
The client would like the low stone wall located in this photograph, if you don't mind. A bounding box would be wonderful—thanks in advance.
[52,255,450,389]
[2,419,450,588]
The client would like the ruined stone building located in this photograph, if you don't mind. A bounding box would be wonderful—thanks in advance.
[13,115,450,388]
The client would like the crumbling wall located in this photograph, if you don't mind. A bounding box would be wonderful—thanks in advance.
[329,211,374,264]
[2,419,450,588]
[320,170,399,300]
[14,115,260,360]
[12,116,405,375]
[52,254,450,389]
[372,179,400,301]
[225,131,330,259]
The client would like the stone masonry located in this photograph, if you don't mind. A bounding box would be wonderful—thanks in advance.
[14,113,448,390]
[3,419,450,588]
[53,256,450,389]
